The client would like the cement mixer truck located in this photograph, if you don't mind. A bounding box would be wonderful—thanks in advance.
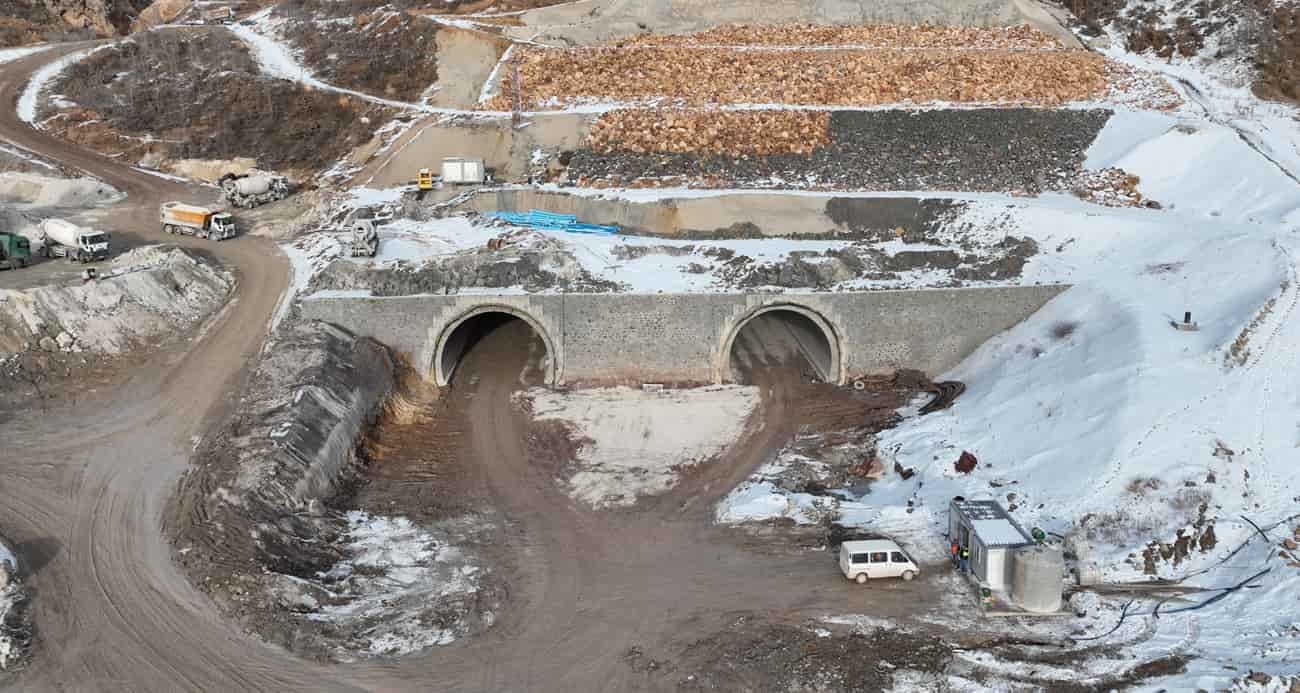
[39,218,110,262]
[160,202,237,240]
[219,172,289,209]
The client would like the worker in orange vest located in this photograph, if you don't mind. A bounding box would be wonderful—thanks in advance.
[949,540,959,565]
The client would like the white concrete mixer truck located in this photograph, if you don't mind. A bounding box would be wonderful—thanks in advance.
[39,218,110,262]
[219,172,290,209]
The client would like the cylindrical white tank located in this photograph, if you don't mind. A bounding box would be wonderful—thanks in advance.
[1012,545,1064,613]
[40,218,86,247]
[230,176,273,195]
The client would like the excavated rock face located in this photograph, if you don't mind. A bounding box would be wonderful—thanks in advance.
[0,0,150,46]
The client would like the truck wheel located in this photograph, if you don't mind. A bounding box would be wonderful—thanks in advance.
[855,573,869,584]
[902,570,916,582]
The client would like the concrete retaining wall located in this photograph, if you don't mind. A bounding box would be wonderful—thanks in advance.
[300,286,1067,386]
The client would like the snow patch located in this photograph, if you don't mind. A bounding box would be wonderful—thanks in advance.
[524,385,760,508]
[306,511,488,659]
[17,45,111,126]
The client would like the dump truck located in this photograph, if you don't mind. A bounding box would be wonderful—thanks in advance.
[350,219,379,257]
[219,172,289,209]
[0,231,31,270]
[160,202,237,240]
[40,219,110,262]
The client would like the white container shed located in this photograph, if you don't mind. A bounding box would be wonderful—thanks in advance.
[949,498,1034,593]
[441,157,485,184]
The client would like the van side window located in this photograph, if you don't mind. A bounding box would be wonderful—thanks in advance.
[850,553,870,564]
[869,552,888,563]
[891,552,907,563]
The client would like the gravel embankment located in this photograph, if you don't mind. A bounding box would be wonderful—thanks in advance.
[569,108,1112,193]
[485,47,1108,109]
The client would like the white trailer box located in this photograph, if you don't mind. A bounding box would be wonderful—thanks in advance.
[949,498,1034,593]
[441,157,485,185]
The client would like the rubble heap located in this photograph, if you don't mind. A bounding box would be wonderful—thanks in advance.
[486,46,1109,109]
[588,110,831,155]
[619,23,1063,49]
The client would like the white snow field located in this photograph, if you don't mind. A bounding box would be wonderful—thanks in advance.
[713,40,1300,692]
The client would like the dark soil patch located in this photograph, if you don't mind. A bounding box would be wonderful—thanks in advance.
[674,618,951,692]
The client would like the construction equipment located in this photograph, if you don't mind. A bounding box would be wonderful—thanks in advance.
[160,202,237,240]
[219,172,289,209]
[40,219,110,262]
[350,219,378,257]
[201,6,235,23]
[416,168,435,191]
[0,231,32,270]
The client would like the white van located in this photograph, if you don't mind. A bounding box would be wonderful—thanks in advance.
[838,539,919,583]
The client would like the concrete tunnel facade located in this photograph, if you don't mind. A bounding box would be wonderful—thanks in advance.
[300,286,1068,387]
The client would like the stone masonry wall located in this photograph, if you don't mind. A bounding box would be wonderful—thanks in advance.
[299,285,1067,386]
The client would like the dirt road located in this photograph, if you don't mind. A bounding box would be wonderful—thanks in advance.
[1,46,936,692]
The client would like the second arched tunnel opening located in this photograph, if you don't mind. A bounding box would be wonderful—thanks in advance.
[728,308,837,385]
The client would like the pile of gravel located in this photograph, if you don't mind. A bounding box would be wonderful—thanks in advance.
[568,109,1112,193]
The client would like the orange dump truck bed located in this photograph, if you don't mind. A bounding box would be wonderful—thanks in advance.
[161,202,211,228]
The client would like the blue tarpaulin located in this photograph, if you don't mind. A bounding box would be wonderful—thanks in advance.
[486,210,618,235]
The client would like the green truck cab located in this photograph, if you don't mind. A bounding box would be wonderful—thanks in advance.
[0,232,31,270]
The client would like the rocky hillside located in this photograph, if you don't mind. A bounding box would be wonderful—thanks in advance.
[1058,0,1300,101]
[43,29,393,176]
[0,0,150,46]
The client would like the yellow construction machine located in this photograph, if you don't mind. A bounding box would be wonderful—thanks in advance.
[417,168,435,191]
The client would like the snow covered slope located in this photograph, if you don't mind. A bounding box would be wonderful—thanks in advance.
[846,32,1300,690]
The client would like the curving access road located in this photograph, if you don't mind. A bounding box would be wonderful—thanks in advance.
[0,44,933,692]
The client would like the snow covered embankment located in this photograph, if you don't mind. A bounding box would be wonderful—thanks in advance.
[0,246,233,358]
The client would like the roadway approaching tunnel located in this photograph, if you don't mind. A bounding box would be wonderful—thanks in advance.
[726,306,839,384]
[436,307,554,386]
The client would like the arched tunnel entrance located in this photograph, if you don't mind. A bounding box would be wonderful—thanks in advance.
[725,306,840,385]
[435,308,554,387]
